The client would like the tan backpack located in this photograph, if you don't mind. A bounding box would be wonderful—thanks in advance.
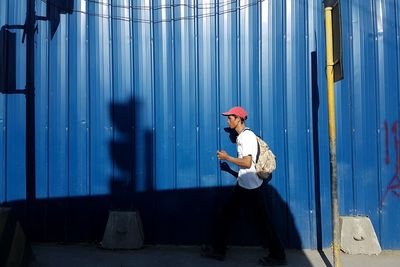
[254,135,276,180]
[243,128,276,179]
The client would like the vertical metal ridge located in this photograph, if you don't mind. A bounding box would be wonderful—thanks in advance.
[86,0,92,196]
[346,0,356,214]
[372,0,383,240]
[306,0,317,249]
[215,0,221,185]
[257,0,262,135]
[194,0,200,187]
[236,0,240,104]
[171,0,177,190]
[397,0,400,115]
[128,0,135,186]
[83,0,90,197]
[66,9,71,197]
[304,0,314,248]
[150,0,156,191]
[1,92,6,199]
[0,0,9,202]
[46,1,51,198]
[282,0,289,209]
[110,0,116,187]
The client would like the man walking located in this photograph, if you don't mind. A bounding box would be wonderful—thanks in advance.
[201,106,287,266]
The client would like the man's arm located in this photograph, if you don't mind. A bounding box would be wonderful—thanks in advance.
[217,150,252,169]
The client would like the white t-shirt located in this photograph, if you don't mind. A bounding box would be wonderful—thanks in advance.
[236,128,263,189]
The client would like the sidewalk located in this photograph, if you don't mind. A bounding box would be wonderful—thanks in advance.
[29,243,400,267]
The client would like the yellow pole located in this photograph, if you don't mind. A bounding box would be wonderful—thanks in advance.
[324,6,341,267]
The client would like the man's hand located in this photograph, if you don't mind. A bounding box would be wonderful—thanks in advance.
[217,150,252,169]
[217,150,229,161]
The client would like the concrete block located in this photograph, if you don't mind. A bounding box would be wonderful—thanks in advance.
[0,207,33,267]
[340,216,381,255]
[101,211,144,249]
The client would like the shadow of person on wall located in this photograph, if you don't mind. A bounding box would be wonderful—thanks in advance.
[224,126,238,144]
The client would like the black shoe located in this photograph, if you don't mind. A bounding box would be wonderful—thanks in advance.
[259,255,287,266]
[200,244,225,261]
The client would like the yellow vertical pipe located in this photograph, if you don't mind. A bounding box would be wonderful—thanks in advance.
[325,8,336,140]
[324,6,341,267]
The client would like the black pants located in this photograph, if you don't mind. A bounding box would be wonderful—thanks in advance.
[212,183,285,257]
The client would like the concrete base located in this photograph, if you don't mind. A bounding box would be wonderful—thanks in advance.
[0,207,33,267]
[340,216,381,255]
[101,211,144,250]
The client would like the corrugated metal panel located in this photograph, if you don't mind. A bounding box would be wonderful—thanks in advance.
[2,0,27,202]
[0,0,7,204]
[377,0,400,249]
[0,0,400,249]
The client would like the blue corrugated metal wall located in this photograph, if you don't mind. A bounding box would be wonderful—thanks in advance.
[0,0,399,249]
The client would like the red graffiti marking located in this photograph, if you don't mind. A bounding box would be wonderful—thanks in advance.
[382,120,400,205]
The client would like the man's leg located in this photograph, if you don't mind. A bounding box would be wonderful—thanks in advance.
[211,185,243,254]
[251,187,286,264]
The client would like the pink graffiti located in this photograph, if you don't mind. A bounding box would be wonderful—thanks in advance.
[382,120,400,205]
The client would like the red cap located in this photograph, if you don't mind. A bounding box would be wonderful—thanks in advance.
[221,106,248,120]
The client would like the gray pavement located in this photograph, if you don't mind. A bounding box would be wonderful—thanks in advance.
[29,243,400,267]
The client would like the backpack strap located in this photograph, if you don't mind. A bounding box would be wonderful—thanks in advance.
[242,128,260,163]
